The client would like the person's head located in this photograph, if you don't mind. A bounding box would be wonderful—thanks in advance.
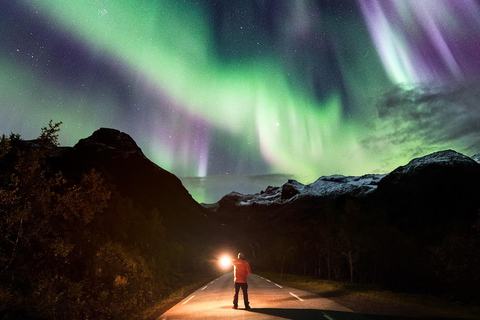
[238,253,245,260]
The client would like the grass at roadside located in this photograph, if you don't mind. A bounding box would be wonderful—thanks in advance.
[258,272,480,319]
[143,273,221,320]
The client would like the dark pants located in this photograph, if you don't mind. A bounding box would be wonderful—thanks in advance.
[233,282,249,308]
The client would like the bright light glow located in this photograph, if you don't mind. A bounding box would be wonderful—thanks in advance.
[220,255,232,269]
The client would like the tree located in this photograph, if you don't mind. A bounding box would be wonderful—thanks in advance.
[0,122,111,318]
[39,120,62,147]
[338,197,367,283]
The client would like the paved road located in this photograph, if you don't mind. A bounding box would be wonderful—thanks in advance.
[158,273,372,320]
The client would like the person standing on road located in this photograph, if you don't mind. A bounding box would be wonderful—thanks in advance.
[233,253,251,310]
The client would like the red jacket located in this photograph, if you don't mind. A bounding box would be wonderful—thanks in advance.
[233,258,251,283]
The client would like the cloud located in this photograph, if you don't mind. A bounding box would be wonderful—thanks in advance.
[364,81,480,162]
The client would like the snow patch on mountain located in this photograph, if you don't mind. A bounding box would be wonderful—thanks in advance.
[382,150,479,183]
[229,173,385,207]
[304,174,386,198]
[472,153,480,164]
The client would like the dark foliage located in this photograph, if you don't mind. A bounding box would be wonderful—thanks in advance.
[0,124,221,319]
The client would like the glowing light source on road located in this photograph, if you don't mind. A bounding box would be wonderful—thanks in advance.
[220,255,231,269]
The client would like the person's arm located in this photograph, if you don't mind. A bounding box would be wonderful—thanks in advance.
[246,262,251,275]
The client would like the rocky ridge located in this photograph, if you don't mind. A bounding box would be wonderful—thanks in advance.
[206,150,480,243]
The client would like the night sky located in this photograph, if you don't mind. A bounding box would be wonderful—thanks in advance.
[2,0,480,202]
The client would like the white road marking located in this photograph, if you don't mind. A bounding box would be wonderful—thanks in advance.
[210,280,215,284]
[181,295,195,305]
[201,286,208,290]
[265,279,271,282]
[274,283,283,288]
[323,312,336,320]
[289,292,304,301]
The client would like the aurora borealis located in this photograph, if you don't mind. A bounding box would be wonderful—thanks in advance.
[2,0,480,202]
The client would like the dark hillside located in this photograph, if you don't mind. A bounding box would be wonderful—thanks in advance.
[52,128,217,242]
[373,150,480,243]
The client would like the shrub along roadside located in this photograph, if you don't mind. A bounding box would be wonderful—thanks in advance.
[258,272,480,319]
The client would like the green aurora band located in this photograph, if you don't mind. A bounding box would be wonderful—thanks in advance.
[3,0,480,202]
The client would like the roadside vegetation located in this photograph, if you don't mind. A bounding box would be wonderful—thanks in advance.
[144,273,221,320]
[0,123,218,320]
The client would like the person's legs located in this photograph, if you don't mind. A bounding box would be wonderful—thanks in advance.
[233,283,241,308]
[240,283,250,309]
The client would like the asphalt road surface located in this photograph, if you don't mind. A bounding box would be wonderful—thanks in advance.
[158,273,372,320]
